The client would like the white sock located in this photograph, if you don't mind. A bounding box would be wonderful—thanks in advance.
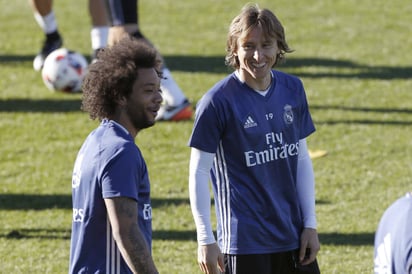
[91,26,109,50]
[161,68,186,107]
[34,11,58,34]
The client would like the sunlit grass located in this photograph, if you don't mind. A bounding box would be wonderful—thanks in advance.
[1,0,411,273]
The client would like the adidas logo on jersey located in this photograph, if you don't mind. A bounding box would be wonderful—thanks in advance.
[244,116,258,129]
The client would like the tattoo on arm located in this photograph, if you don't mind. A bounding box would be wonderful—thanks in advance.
[106,197,157,274]
[127,222,154,273]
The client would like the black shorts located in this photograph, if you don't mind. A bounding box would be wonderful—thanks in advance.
[224,249,320,274]
[105,0,139,26]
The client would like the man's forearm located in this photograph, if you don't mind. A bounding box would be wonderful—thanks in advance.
[114,221,158,274]
[105,197,158,274]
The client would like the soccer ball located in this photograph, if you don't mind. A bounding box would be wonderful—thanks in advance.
[41,48,88,93]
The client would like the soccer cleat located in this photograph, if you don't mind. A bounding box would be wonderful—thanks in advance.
[33,31,63,71]
[156,99,193,121]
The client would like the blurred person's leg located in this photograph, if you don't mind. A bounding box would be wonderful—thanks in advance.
[105,0,193,121]
[31,0,63,71]
[89,0,110,62]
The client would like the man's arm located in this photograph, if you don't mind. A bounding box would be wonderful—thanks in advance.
[105,197,158,274]
[189,147,224,273]
[296,139,320,264]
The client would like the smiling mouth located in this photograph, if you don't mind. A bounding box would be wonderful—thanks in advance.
[253,62,266,69]
[151,106,160,116]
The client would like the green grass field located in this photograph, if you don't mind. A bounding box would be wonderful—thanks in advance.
[1,0,412,273]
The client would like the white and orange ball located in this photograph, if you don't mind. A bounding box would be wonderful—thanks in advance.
[41,48,88,93]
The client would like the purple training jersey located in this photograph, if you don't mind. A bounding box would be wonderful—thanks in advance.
[374,193,412,273]
[189,70,315,254]
[70,120,152,273]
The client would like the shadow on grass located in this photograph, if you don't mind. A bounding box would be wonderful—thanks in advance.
[319,232,374,246]
[1,54,411,79]
[1,227,374,247]
[0,193,72,210]
[2,98,411,126]
[1,228,71,240]
[0,194,193,210]
[153,230,196,241]
[165,55,412,80]
[0,227,197,241]
[316,119,412,126]
[0,195,373,244]
[311,105,412,114]
[0,194,327,210]
[311,104,412,126]
[0,228,191,242]
[0,98,82,112]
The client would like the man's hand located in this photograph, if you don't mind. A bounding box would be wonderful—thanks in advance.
[299,228,320,265]
[197,243,225,274]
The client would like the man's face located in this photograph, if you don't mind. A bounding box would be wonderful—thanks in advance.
[125,67,162,131]
[236,25,279,88]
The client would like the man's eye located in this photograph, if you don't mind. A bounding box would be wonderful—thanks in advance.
[263,42,274,48]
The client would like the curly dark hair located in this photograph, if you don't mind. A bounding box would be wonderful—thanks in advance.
[225,4,293,69]
[81,36,158,120]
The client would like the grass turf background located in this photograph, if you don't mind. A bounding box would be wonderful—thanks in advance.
[1,0,412,273]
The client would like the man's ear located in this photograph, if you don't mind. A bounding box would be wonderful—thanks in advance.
[116,95,127,107]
